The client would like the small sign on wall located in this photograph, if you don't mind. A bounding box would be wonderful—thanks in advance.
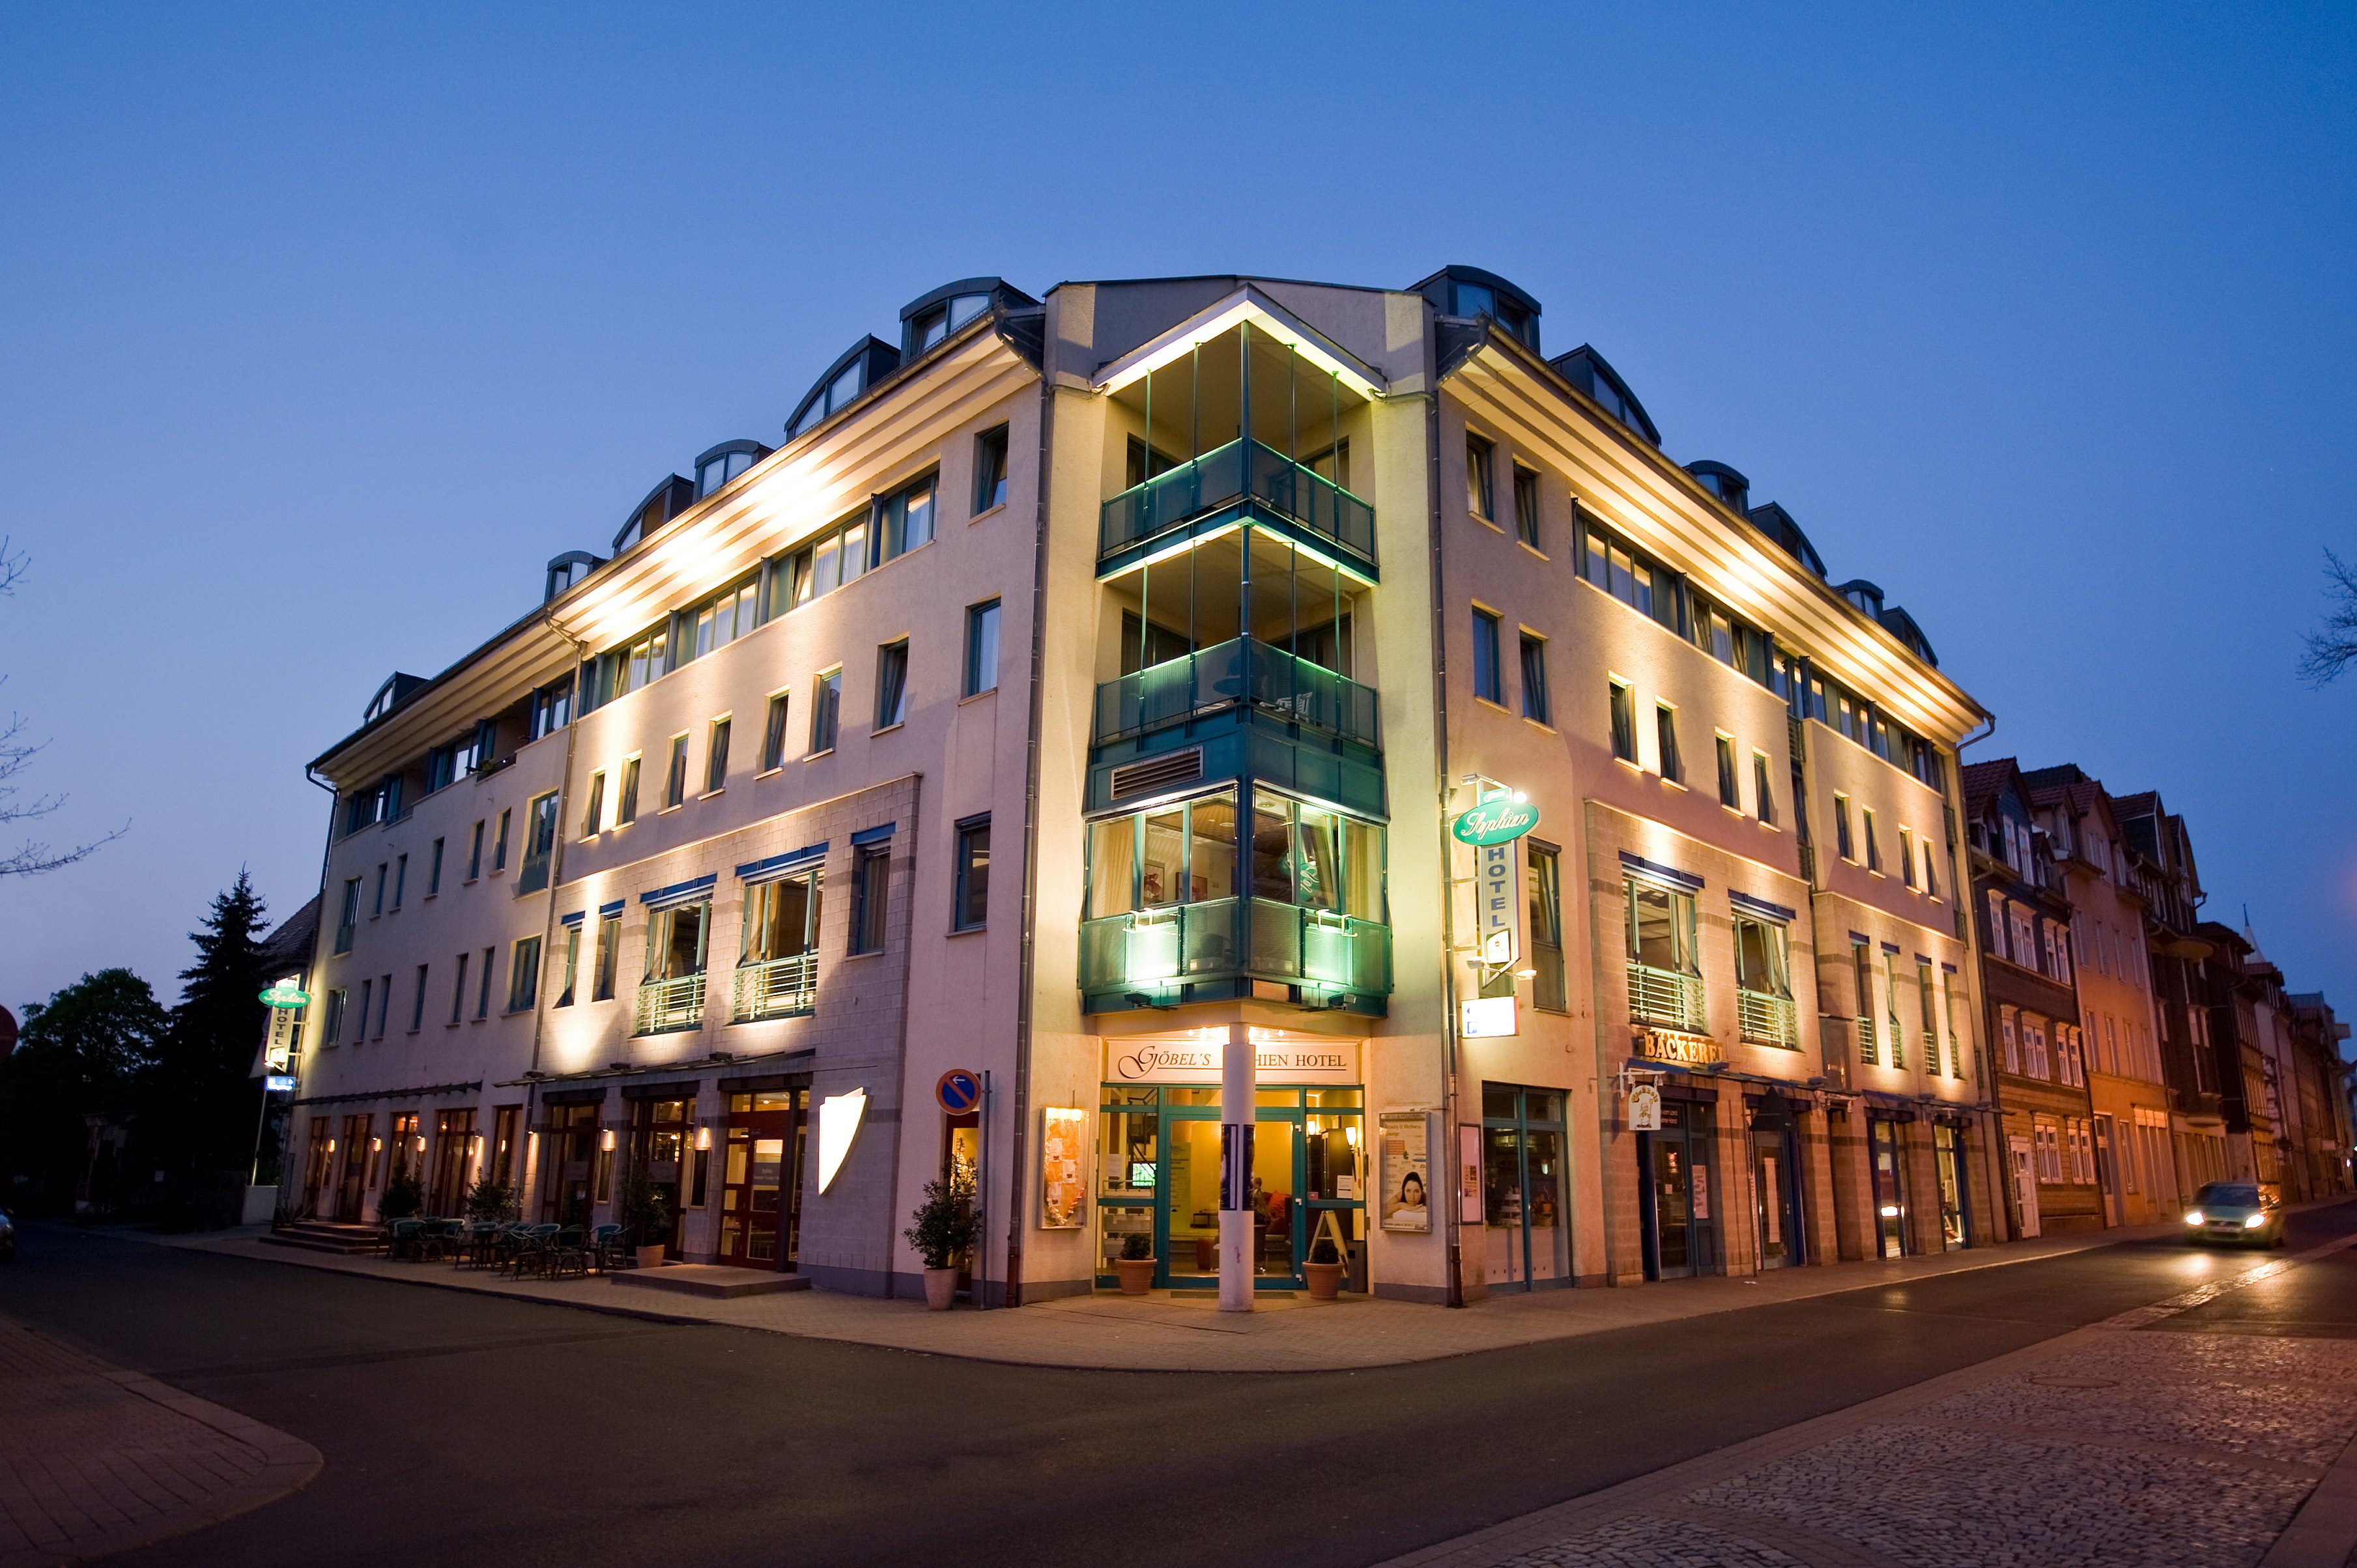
[1627,1082,1662,1132]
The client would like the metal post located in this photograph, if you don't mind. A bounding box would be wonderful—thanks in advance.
[978,1068,993,1310]
[1220,1021,1255,1313]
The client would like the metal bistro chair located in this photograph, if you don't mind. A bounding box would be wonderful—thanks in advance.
[586,1224,625,1274]
[547,1226,590,1280]
[385,1219,425,1261]
[504,1223,560,1279]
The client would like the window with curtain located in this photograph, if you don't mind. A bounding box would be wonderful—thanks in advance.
[646,902,709,981]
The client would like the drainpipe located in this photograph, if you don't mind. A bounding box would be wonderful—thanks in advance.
[528,622,590,1081]
[1421,373,1466,1309]
[1003,369,1056,1309]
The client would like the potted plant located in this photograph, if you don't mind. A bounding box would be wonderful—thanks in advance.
[1305,1234,1346,1301]
[463,1178,517,1224]
[904,1173,978,1310]
[1115,1230,1156,1295]
[620,1165,672,1271]
[378,1171,423,1221]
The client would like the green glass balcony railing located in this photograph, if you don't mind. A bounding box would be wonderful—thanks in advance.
[1079,896,1390,999]
[1099,438,1376,567]
[1093,636,1380,749]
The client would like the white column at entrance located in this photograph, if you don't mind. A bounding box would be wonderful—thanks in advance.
[1219,1021,1255,1313]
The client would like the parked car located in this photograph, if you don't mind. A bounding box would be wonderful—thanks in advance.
[0,1208,14,1262]
[2183,1182,2284,1247]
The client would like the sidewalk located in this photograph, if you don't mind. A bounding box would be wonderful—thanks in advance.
[0,1313,320,1568]
[145,1217,2197,1374]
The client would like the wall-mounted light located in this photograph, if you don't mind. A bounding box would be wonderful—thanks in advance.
[415,1136,427,1154]
[1344,1124,1360,1148]
[370,1137,383,1152]
[326,1139,337,1154]
[695,1126,713,1151]
[600,1128,617,1152]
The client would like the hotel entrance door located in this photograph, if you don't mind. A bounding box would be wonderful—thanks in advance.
[336,1114,370,1219]
[717,1089,805,1270]
[628,1098,693,1259]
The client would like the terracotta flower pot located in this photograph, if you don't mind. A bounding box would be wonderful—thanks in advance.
[634,1245,666,1272]
[923,1266,958,1310]
[1115,1256,1156,1296]
[1304,1260,1345,1301]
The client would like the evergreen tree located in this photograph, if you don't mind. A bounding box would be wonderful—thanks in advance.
[0,969,165,1210]
[140,871,272,1196]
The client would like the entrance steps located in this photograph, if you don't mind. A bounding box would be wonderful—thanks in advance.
[611,1264,811,1300]
[259,1220,382,1255]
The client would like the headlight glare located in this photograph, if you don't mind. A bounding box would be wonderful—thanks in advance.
[2244,1213,2266,1229]
[2184,1210,2205,1225]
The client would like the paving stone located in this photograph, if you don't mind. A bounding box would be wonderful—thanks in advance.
[1498,1513,1807,1568]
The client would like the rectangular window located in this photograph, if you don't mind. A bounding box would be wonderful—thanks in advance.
[1526,844,1566,1012]
[660,734,689,809]
[1610,679,1636,763]
[476,947,494,1019]
[851,842,891,954]
[2000,1007,2020,1074]
[1852,940,1877,1065]
[449,953,468,1025]
[1511,464,1541,549]
[593,913,620,1001]
[1734,915,1793,1046]
[507,936,541,1013]
[1752,752,1776,825]
[1835,795,1855,861]
[617,756,641,825]
[322,987,348,1046]
[582,772,605,837]
[1883,952,1906,1069]
[964,599,1001,697]
[876,640,909,730]
[1986,890,2008,958]
[681,576,759,666]
[519,791,558,894]
[1715,734,1739,808]
[374,975,390,1038]
[874,472,936,565]
[1922,838,1939,898]
[1899,828,1916,887]
[392,855,407,911]
[427,838,444,896]
[555,926,580,1007]
[1577,515,1678,631]
[974,424,1010,513]
[742,869,823,965]
[2025,1018,2051,1079]
[1465,433,1495,522]
[1863,808,1881,872]
[810,669,842,753]
[468,821,484,880]
[1625,877,1702,1030]
[1471,610,1502,703]
[706,717,731,793]
[356,978,372,1040]
[493,809,510,872]
[1655,704,1682,782]
[760,692,790,771]
[409,965,427,1032]
[1519,634,1549,724]
[952,818,991,931]
[336,878,360,954]
[373,863,387,917]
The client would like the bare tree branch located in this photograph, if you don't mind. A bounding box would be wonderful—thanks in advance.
[2300,549,2357,687]
[0,541,125,877]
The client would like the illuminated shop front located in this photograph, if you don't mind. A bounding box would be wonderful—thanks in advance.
[1094,1033,1365,1292]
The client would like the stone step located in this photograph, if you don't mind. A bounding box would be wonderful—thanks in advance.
[610,1264,812,1300]
[258,1231,379,1255]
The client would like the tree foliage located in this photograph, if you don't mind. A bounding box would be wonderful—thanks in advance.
[140,871,274,1182]
[2299,549,2357,687]
[0,969,167,1207]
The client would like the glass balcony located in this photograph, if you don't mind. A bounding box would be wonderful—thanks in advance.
[1738,988,1798,1049]
[634,973,707,1035]
[1099,438,1375,571]
[1093,636,1379,750]
[1627,961,1705,1033]
[1079,896,1390,1002]
[732,952,818,1022]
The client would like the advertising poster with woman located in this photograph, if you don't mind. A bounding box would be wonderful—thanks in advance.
[1379,1111,1431,1233]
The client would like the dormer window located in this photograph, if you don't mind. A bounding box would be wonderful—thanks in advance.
[787,337,902,440]
[694,440,771,500]
[543,550,602,605]
[909,293,989,354]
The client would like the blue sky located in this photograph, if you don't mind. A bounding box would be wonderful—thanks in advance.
[3,3,2352,1023]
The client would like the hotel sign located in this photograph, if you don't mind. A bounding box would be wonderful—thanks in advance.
[1633,1027,1721,1066]
[1452,797,1539,847]
[1109,1040,1358,1084]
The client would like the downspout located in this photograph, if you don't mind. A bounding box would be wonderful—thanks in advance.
[289,765,339,1211]
[1003,367,1055,1309]
[1421,363,1466,1309]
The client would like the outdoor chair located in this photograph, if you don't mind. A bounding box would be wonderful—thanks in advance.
[587,1224,624,1273]
[386,1219,424,1261]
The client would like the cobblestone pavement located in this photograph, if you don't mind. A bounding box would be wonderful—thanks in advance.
[0,1315,319,1568]
[1392,1233,2357,1568]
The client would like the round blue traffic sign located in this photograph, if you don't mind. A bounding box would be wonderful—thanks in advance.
[936,1068,981,1115]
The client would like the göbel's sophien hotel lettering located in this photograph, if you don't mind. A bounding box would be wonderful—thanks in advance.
[1109,1038,1360,1085]
[1632,1027,1722,1067]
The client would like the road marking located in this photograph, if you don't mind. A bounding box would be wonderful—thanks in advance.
[2100,1231,2357,1330]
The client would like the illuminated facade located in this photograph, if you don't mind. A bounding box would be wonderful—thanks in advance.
[290,266,2003,1305]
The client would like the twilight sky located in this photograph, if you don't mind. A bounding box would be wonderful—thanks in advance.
[3,4,2352,1023]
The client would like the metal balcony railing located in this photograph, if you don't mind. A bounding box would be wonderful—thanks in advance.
[732,952,818,1022]
[1924,1031,1941,1074]
[1855,1012,1878,1065]
[1628,962,1705,1032]
[1078,896,1390,998]
[1098,438,1376,569]
[633,973,706,1035]
[1738,988,1799,1048]
[1092,636,1380,749]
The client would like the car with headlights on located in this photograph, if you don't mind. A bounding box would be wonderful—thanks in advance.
[2183,1182,2284,1247]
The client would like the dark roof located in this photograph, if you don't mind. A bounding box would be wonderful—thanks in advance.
[1962,758,2019,816]
[260,894,321,977]
[1547,345,1660,446]
[1744,502,1827,579]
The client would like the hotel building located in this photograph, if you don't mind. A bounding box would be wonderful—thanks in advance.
[289,265,2001,1305]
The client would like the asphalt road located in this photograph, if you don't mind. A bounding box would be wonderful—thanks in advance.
[5,1202,2354,1568]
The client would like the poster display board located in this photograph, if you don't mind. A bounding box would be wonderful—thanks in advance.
[1378,1112,1431,1233]
[1038,1107,1087,1229]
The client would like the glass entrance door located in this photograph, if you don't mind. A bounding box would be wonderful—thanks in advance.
[540,1103,598,1225]
[1640,1100,1718,1280]
[1934,1123,1969,1250]
[717,1090,803,1269]
[629,1098,694,1257]
[1868,1117,1908,1257]
[1751,1122,1800,1269]
[336,1113,370,1219]
[1481,1085,1570,1290]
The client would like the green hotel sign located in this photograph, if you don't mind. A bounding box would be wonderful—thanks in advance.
[1452,797,1539,846]
[258,983,311,1010]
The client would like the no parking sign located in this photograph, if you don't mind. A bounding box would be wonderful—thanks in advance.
[936,1068,982,1116]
